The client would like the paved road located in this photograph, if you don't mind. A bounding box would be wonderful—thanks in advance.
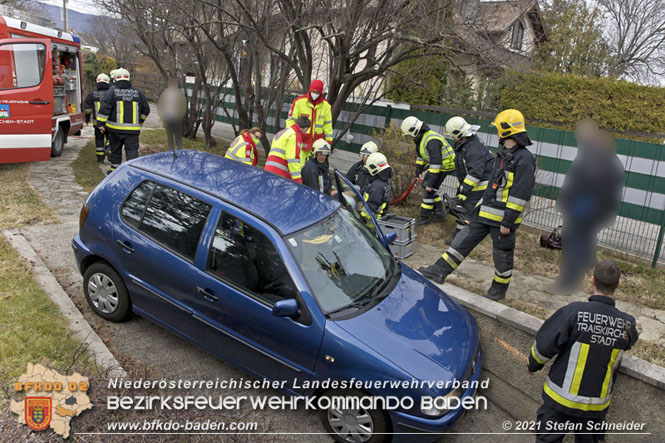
[18,128,531,442]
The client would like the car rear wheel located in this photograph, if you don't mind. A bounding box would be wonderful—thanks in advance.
[320,389,391,443]
[51,129,64,157]
[83,262,130,322]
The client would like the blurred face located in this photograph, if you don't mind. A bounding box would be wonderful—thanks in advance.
[251,131,262,141]
[310,90,321,101]
[316,152,327,162]
[361,154,369,164]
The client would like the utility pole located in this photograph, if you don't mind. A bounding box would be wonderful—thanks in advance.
[62,0,68,32]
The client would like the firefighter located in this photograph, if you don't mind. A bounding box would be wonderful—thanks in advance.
[264,116,311,183]
[84,73,111,163]
[444,116,494,244]
[97,68,150,174]
[360,152,393,224]
[346,141,378,193]
[225,127,262,166]
[302,139,336,196]
[527,260,639,443]
[419,109,536,301]
[400,116,455,225]
[286,80,333,163]
[109,68,119,84]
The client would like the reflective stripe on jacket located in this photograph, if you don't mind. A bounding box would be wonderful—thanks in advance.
[527,295,639,418]
[264,126,305,183]
[416,129,455,189]
[97,81,150,134]
[286,95,333,153]
[225,132,258,166]
[477,144,536,229]
[453,134,493,199]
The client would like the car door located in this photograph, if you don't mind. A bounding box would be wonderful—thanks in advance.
[112,178,214,338]
[333,168,390,247]
[185,206,324,385]
[0,38,53,163]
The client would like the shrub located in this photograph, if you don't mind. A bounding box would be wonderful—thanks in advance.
[371,123,419,206]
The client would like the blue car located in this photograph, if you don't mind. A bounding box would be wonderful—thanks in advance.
[72,150,482,442]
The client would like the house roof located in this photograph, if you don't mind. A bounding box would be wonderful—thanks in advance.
[476,0,538,33]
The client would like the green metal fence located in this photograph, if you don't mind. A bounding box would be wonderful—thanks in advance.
[186,82,665,266]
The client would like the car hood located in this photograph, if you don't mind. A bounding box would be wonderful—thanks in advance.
[334,265,478,385]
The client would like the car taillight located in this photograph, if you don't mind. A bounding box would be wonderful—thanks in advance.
[79,204,90,229]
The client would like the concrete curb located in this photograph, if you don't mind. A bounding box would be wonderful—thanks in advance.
[438,281,665,391]
[3,229,126,378]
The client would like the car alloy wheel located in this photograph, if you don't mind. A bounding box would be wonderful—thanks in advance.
[327,407,374,443]
[87,273,119,314]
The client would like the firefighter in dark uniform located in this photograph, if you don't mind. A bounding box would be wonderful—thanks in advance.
[360,152,392,225]
[84,73,111,162]
[346,141,378,193]
[527,260,639,443]
[419,109,536,301]
[302,139,336,196]
[401,116,455,225]
[444,116,494,244]
[97,68,150,174]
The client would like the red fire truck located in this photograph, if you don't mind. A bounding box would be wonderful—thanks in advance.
[0,15,85,164]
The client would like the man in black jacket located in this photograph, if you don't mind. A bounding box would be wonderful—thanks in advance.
[84,73,111,163]
[302,139,335,196]
[419,109,536,301]
[346,141,378,193]
[401,116,455,225]
[360,152,393,225]
[444,116,494,244]
[97,68,150,174]
[546,120,624,295]
[528,260,639,442]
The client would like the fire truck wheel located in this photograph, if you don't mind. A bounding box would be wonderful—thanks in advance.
[51,129,64,157]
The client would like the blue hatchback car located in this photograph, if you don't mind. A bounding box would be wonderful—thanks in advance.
[73,150,482,442]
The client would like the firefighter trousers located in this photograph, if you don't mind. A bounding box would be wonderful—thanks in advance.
[436,219,515,292]
[108,132,139,171]
[94,127,109,162]
[420,173,446,216]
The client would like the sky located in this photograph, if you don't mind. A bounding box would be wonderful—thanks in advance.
[39,0,105,16]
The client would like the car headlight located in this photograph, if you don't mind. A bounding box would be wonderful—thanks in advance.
[420,387,463,417]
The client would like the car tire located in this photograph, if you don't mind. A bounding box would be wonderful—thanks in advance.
[83,262,131,322]
[51,129,64,157]
[320,389,391,443]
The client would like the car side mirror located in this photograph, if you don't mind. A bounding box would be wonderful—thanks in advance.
[272,299,299,318]
[385,232,397,245]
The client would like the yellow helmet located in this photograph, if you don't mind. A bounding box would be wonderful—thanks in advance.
[491,109,527,139]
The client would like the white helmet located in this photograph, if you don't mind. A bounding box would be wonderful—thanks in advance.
[109,69,119,80]
[115,68,130,81]
[96,73,110,84]
[312,139,331,156]
[364,152,390,176]
[359,141,379,157]
[445,116,480,141]
[401,116,423,137]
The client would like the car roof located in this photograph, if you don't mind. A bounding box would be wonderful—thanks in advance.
[127,150,341,235]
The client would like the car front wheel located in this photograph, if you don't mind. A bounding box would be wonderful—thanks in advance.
[83,262,131,322]
[320,389,391,443]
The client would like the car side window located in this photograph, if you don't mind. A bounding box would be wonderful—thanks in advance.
[208,213,298,305]
[121,181,155,228]
[131,183,211,260]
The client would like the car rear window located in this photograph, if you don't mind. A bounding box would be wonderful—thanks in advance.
[121,180,211,260]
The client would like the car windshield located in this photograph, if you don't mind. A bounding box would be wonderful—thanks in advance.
[286,208,396,315]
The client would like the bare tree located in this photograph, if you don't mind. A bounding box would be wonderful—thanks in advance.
[81,16,141,68]
[598,0,665,82]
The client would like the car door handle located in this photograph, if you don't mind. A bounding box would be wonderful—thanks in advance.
[116,239,135,253]
[197,287,218,301]
[29,100,50,105]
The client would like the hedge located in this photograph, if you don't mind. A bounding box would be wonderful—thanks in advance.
[500,71,665,135]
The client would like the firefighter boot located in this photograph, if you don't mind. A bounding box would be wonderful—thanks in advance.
[418,260,448,284]
[95,147,105,163]
[484,286,506,301]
